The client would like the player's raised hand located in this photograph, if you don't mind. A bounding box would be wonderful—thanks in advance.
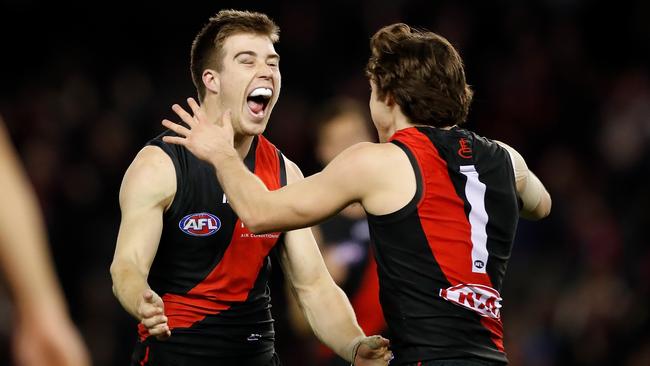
[162,97,237,165]
[138,289,171,340]
[354,335,393,365]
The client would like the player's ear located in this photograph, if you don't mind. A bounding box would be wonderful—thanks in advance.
[202,69,220,95]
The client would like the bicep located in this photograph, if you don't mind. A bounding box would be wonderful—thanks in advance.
[496,141,551,220]
[112,147,176,275]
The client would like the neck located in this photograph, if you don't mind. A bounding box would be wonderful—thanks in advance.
[233,134,255,160]
[377,112,415,143]
[202,96,255,160]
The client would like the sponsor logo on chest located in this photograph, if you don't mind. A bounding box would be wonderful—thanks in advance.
[439,283,502,318]
[178,212,221,237]
[238,222,280,239]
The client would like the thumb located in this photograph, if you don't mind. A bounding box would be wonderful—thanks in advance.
[362,335,390,349]
[142,290,153,302]
[142,289,161,306]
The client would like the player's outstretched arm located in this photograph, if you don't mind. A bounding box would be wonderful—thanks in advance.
[110,146,175,340]
[161,98,380,233]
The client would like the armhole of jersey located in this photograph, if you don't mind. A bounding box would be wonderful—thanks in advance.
[498,142,523,210]
[271,233,286,260]
[502,143,517,178]
[367,140,423,224]
[277,149,287,187]
[147,139,183,216]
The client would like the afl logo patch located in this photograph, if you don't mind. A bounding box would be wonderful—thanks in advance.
[179,212,221,237]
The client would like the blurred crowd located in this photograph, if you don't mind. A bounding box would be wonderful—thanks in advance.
[0,1,649,365]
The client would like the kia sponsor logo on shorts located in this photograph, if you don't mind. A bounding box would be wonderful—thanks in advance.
[439,283,502,318]
[179,212,221,237]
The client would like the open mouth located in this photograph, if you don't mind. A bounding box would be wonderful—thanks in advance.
[247,87,272,118]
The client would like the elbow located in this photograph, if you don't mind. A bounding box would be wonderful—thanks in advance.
[243,217,272,234]
[523,191,552,221]
[539,191,552,218]
[240,209,275,234]
[533,190,552,220]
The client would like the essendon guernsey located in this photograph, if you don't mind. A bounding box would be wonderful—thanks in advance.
[367,126,519,365]
[137,132,286,360]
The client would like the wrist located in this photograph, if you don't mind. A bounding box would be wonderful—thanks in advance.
[348,335,365,364]
[17,298,68,323]
[210,148,238,167]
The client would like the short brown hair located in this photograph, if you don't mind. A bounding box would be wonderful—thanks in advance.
[366,23,473,127]
[190,10,280,100]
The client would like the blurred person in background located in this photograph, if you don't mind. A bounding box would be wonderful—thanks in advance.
[110,9,390,366]
[287,98,387,366]
[162,22,552,366]
[0,115,90,366]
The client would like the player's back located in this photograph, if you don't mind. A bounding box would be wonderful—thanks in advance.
[133,132,287,364]
[368,126,519,365]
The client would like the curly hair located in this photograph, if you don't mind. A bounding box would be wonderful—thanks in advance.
[366,23,473,127]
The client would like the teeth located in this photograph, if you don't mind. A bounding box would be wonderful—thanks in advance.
[249,87,272,98]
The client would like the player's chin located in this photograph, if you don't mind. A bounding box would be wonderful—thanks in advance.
[240,115,270,136]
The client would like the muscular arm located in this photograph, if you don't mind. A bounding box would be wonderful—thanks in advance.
[161,100,413,235]
[279,161,365,362]
[216,144,373,233]
[280,160,392,365]
[496,141,552,220]
[110,146,175,331]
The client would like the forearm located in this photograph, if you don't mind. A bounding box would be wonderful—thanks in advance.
[110,260,150,320]
[212,153,276,232]
[293,279,365,362]
[0,215,67,314]
[0,140,66,314]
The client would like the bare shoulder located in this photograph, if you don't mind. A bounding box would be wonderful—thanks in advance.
[119,146,176,210]
[350,141,416,216]
[282,155,305,184]
[337,141,408,177]
[327,142,394,170]
[280,143,392,182]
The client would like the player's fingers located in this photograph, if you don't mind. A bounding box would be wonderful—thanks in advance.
[148,323,170,337]
[162,119,191,136]
[187,98,204,120]
[162,135,187,146]
[141,314,168,329]
[155,327,172,341]
[139,304,163,318]
[172,104,196,126]
[384,350,394,362]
